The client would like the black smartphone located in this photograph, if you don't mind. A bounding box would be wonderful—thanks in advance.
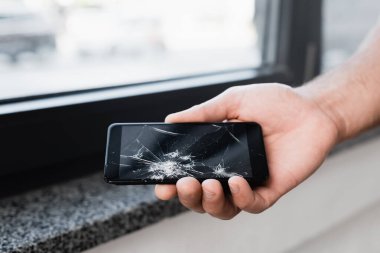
[104,122,268,188]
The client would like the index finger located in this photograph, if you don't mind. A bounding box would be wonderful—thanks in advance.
[165,86,243,123]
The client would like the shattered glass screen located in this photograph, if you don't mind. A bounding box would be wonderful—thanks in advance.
[119,124,252,181]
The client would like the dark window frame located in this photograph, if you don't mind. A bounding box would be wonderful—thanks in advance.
[0,0,322,196]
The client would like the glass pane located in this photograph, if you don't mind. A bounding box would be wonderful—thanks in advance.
[0,0,266,101]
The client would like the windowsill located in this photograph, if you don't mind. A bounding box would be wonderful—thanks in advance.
[0,172,186,253]
[0,67,280,115]
[2,128,378,253]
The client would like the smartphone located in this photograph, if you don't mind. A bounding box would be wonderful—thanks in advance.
[104,122,268,188]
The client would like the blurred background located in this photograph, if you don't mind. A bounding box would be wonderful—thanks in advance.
[0,0,378,100]
[324,0,380,69]
[0,0,260,100]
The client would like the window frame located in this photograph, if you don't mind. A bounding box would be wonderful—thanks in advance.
[0,0,322,196]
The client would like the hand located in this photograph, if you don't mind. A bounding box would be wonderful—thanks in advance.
[155,83,339,219]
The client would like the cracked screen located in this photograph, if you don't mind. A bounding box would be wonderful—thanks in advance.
[118,123,252,181]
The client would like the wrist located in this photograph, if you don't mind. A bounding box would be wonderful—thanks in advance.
[295,69,353,143]
[296,58,380,143]
[296,24,380,144]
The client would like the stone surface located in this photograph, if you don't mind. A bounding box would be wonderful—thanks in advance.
[0,174,186,253]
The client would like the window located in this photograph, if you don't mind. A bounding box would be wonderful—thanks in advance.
[1,0,265,101]
[0,0,322,195]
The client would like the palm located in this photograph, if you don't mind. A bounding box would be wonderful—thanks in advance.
[235,84,338,198]
[155,83,338,218]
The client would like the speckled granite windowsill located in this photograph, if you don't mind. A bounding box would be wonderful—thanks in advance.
[0,173,186,253]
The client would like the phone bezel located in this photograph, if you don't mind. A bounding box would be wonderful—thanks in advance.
[104,122,268,187]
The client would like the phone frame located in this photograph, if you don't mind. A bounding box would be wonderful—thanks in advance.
[104,122,269,187]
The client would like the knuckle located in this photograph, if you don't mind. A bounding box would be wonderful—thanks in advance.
[179,190,198,203]
[193,104,209,121]
[249,197,272,214]
[208,207,237,220]
[223,86,244,117]
[224,86,241,96]
[218,213,235,220]
[251,207,266,214]
[205,209,219,217]
[207,209,226,219]
[203,201,220,214]
[178,191,200,208]
[193,208,206,214]
[197,103,208,113]
[179,196,198,209]
[203,200,223,215]
[210,214,233,220]
[238,200,252,211]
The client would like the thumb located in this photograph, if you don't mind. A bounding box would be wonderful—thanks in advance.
[165,87,243,123]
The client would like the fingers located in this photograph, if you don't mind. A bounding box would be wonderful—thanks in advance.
[165,87,243,123]
[158,177,273,218]
[155,185,177,200]
[228,176,274,213]
[202,179,240,220]
[177,178,241,219]
[176,177,205,213]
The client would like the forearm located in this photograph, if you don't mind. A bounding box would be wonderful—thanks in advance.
[297,24,380,143]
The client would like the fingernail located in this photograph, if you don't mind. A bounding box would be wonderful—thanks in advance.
[229,183,240,194]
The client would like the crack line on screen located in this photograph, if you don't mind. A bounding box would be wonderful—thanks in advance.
[119,125,247,181]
